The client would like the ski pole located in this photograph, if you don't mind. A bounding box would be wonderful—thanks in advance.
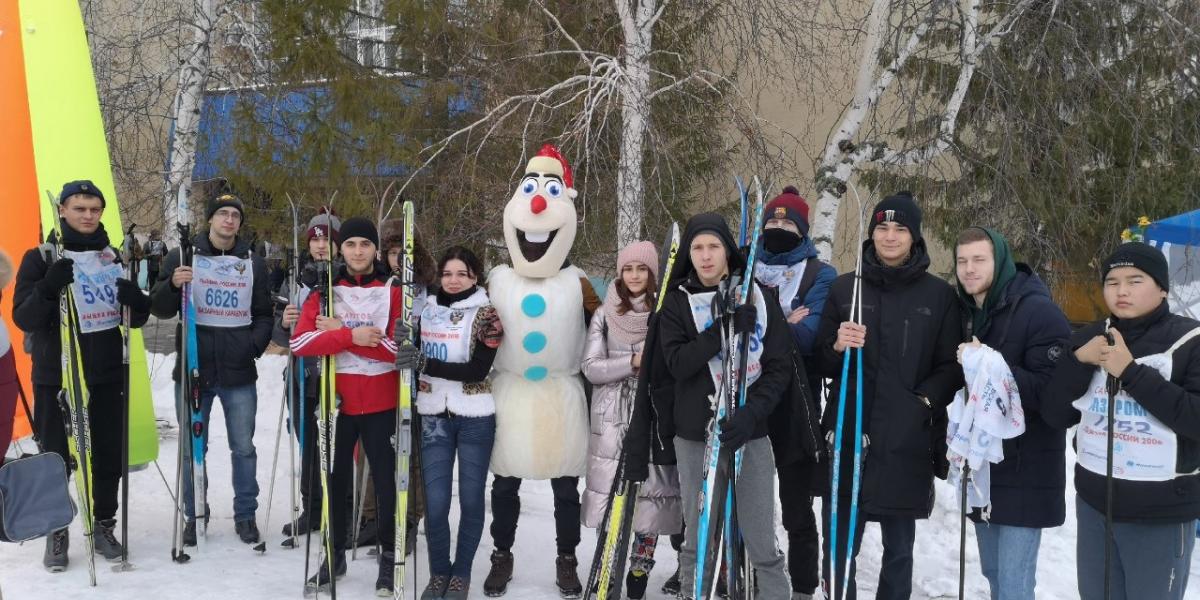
[255,386,291,553]
[115,222,137,573]
[958,464,969,600]
[1104,329,1118,600]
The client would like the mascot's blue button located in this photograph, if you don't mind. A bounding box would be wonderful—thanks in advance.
[524,366,548,381]
[523,332,547,353]
[521,294,547,318]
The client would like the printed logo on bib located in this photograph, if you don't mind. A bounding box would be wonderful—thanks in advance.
[192,255,254,328]
[685,287,766,393]
[65,249,123,333]
[334,286,393,376]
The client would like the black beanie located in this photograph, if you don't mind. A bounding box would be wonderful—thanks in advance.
[59,180,106,207]
[869,191,922,241]
[1102,242,1168,291]
[338,217,379,248]
[206,193,244,221]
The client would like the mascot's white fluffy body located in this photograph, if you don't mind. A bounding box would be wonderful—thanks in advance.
[488,144,590,480]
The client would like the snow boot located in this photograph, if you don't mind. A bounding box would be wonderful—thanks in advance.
[625,568,650,599]
[183,521,197,547]
[283,510,318,536]
[305,551,347,595]
[375,550,395,597]
[94,519,125,561]
[555,553,583,599]
[421,574,449,600]
[483,549,513,597]
[235,519,261,544]
[43,528,69,572]
[661,564,681,595]
[444,576,470,600]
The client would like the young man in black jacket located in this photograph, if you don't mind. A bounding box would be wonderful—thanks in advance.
[815,192,962,600]
[12,180,152,570]
[1043,242,1200,600]
[953,227,1071,599]
[654,212,793,599]
[150,192,274,546]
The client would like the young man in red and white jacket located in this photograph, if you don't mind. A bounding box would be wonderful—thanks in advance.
[290,217,402,595]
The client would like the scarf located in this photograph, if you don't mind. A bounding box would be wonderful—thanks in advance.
[602,280,650,346]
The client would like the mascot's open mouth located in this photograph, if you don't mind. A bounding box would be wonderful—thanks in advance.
[517,228,559,263]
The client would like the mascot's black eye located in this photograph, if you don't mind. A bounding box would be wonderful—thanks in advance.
[521,178,538,195]
[546,181,563,198]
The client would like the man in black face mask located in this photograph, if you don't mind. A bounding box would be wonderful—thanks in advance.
[753,185,836,600]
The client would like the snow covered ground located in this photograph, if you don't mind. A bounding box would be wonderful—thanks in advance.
[3,352,1199,599]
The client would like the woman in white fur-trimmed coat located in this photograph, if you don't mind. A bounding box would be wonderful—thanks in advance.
[581,241,681,599]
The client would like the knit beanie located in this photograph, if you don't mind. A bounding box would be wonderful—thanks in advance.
[59,180,106,208]
[764,186,810,236]
[338,217,378,248]
[1102,242,1169,291]
[869,191,922,241]
[617,241,660,280]
[307,207,341,241]
[206,193,244,221]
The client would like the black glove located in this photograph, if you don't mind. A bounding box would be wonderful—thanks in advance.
[717,410,758,451]
[732,303,756,335]
[394,342,425,372]
[38,257,75,297]
[116,278,151,312]
[393,319,413,343]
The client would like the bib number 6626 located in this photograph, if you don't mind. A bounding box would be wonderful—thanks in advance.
[204,288,240,308]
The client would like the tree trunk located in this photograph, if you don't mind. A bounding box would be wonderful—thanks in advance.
[615,0,655,249]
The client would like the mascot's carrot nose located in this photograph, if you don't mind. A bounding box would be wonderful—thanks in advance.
[530,195,547,214]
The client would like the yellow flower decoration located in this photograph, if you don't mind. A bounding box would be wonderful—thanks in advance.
[1138,216,1152,227]
[1121,229,1133,241]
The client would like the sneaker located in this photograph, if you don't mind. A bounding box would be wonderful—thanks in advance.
[304,551,347,595]
[43,528,69,572]
[283,511,318,536]
[661,565,681,595]
[421,574,449,600]
[183,521,197,547]
[444,576,470,600]
[625,569,649,599]
[235,519,261,544]
[555,553,583,599]
[375,550,395,597]
[93,519,125,561]
[482,549,513,597]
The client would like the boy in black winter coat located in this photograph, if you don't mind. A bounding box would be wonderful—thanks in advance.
[953,227,1071,600]
[1043,242,1200,600]
[12,181,151,570]
[815,192,962,600]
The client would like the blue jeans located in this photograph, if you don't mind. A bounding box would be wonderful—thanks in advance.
[177,383,259,522]
[974,522,1041,600]
[422,413,495,579]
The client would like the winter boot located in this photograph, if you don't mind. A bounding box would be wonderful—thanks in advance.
[661,564,681,595]
[482,549,513,597]
[304,551,347,595]
[444,576,470,600]
[375,550,395,597]
[94,519,125,561]
[183,521,198,547]
[43,528,69,572]
[283,510,318,536]
[625,568,650,599]
[555,553,583,599]
[235,519,261,544]
[421,574,449,600]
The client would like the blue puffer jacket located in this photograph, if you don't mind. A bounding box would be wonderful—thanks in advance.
[966,265,1072,528]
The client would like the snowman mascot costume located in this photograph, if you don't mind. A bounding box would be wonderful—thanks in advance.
[483,143,600,598]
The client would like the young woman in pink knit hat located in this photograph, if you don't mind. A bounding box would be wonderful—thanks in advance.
[581,240,682,599]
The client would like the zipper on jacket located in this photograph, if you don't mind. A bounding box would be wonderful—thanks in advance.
[649,390,666,452]
[902,319,910,356]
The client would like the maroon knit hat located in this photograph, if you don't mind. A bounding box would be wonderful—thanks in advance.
[764,186,810,236]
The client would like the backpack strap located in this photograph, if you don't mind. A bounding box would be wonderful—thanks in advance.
[793,258,826,309]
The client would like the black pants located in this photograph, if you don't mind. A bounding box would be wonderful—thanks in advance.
[328,409,396,553]
[289,365,321,516]
[34,383,124,521]
[821,501,916,600]
[778,460,820,595]
[490,475,581,555]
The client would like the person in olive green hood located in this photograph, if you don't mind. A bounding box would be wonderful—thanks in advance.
[953,227,1071,600]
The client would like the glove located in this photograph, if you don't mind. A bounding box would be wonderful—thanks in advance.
[717,410,758,452]
[394,342,425,372]
[476,306,503,349]
[393,319,413,342]
[116,278,151,312]
[732,303,756,335]
[38,257,75,297]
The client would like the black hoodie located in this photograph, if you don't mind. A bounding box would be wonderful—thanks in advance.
[150,232,274,388]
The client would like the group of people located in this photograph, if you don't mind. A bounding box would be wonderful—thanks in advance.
[2,152,1198,600]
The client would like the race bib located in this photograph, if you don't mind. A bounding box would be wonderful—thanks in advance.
[192,255,254,328]
[64,249,123,334]
[333,285,393,376]
[685,284,766,396]
[755,260,806,313]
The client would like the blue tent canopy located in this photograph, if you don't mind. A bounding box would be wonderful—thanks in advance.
[1144,209,1200,246]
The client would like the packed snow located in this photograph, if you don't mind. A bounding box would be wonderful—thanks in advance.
[2,352,1199,599]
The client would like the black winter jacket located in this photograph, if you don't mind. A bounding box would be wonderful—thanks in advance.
[13,226,150,387]
[150,233,273,388]
[1043,302,1200,524]
[963,266,1071,528]
[815,240,963,518]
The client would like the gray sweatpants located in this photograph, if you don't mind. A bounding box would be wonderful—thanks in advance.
[1076,496,1194,600]
[675,437,790,599]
